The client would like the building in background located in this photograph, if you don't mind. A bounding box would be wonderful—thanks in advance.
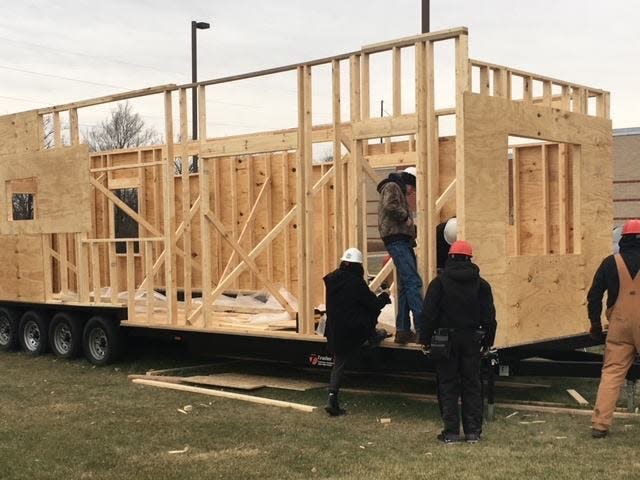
[613,128,640,226]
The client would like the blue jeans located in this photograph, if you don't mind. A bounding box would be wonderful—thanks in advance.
[386,240,423,332]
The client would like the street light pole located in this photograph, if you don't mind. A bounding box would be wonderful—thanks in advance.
[191,20,210,171]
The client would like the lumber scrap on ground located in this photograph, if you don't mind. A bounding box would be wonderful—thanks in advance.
[131,378,317,412]
[341,388,639,419]
[566,388,590,406]
[128,374,186,384]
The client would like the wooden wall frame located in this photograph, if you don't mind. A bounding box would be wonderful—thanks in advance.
[0,27,613,348]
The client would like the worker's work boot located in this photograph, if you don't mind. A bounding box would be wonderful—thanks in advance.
[325,391,346,416]
[365,328,390,347]
[394,330,416,344]
[465,433,481,444]
[436,432,461,444]
[591,428,608,439]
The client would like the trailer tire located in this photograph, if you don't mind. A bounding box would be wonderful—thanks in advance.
[18,310,49,355]
[0,307,19,351]
[50,312,83,359]
[83,316,122,366]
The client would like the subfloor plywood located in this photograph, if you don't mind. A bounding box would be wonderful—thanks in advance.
[183,373,326,391]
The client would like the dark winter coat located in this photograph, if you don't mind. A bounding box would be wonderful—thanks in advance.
[323,263,390,354]
[587,235,640,327]
[419,258,497,347]
[436,221,450,270]
[377,173,415,246]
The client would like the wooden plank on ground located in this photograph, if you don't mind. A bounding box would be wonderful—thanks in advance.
[128,374,186,384]
[132,378,317,412]
[566,388,590,406]
[342,389,637,418]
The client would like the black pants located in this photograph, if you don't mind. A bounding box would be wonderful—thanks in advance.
[435,331,482,435]
[329,350,355,393]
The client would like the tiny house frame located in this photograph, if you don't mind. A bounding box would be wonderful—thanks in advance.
[0,27,612,348]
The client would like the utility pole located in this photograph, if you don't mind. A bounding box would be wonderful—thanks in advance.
[422,0,430,33]
[191,20,211,171]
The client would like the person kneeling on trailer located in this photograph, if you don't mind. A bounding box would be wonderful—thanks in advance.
[418,240,496,443]
[323,247,392,416]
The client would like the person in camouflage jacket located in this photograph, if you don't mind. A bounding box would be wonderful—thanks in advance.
[377,170,423,343]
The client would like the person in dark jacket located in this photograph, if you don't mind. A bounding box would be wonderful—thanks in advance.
[587,219,640,438]
[419,240,497,443]
[377,169,423,344]
[323,247,391,416]
[436,217,458,271]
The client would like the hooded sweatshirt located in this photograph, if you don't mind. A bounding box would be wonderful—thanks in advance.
[376,173,415,245]
[419,257,497,346]
[587,235,640,326]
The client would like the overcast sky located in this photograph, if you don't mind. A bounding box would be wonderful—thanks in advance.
[1,0,638,139]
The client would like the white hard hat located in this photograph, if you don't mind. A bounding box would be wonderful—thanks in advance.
[444,218,458,245]
[403,166,417,177]
[340,247,363,264]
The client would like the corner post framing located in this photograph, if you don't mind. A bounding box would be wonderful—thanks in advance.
[297,65,313,334]
[455,33,470,240]
[163,91,178,324]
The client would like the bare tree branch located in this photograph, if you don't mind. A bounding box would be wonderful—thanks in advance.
[84,102,161,152]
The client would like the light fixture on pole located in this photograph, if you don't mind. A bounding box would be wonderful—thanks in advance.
[191,20,210,171]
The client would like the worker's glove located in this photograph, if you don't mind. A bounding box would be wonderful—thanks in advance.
[421,344,431,356]
[480,344,496,356]
[589,324,605,342]
[377,291,392,305]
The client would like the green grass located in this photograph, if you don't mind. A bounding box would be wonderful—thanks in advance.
[1,347,640,480]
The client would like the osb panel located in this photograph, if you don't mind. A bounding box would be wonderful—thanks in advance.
[506,143,577,256]
[501,255,586,346]
[516,146,544,255]
[17,235,45,301]
[0,235,18,300]
[0,111,39,156]
[0,146,91,235]
[86,116,608,332]
[0,234,43,302]
[463,92,612,347]
[438,137,457,221]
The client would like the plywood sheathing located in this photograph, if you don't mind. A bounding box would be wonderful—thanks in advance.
[0,111,39,156]
[0,146,91,235]
[462,93,612,347]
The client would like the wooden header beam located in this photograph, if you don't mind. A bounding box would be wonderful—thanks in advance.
[37,84,177,114]
[362,27,469,53]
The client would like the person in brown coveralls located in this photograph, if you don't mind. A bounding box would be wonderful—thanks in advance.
[587,219,640,438]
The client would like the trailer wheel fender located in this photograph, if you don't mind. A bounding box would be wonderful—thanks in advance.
[83,316,122,366]
[0,307,20,351]
[50,312,83,359]
[18,310,49,355]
